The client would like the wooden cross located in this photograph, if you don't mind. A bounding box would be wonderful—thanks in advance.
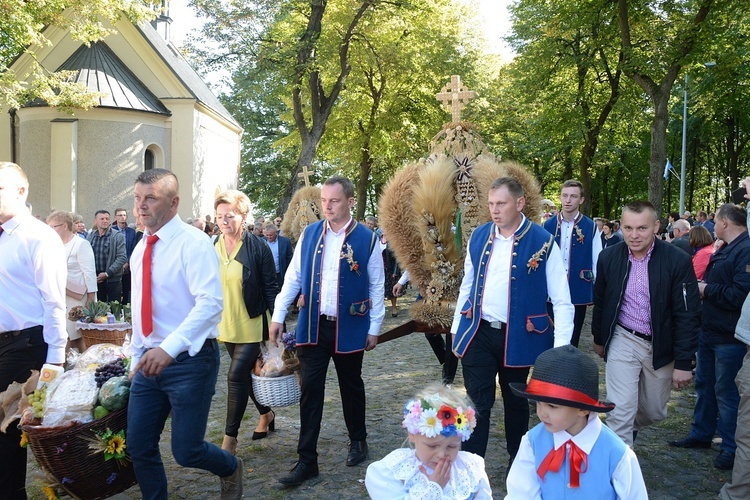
[297,165,312,187]
[435,75,477,122]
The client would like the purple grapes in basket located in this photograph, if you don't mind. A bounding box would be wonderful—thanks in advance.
[94,358,126,388]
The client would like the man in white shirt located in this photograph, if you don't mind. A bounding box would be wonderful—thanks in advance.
[0,162,67,498]
[127,169,243,500]
[543,180,602,347]
[270,176,385,487]
[451,177,573,469]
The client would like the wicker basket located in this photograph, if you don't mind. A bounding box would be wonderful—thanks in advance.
[22,407,137,499]
[77,322,131,347]
[251,373,301,407]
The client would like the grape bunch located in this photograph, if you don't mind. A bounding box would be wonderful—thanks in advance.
[95,359,126,388]
[27,386,47,418]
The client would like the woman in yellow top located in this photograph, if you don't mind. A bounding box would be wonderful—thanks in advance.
[214,190,279,455]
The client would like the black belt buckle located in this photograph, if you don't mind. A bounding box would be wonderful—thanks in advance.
[320,314,337,322]
[0,330,22,341]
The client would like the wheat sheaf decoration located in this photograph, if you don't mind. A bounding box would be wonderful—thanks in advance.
[280,186,323,246]
[379,123,541,328]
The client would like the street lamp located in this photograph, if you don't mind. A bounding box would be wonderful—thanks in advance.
[679,61,716,216]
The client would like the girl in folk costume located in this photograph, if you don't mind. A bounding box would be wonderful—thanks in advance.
[506,345,647,499]
[365,383,492,499]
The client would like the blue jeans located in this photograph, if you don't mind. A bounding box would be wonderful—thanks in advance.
[690,340,746,453]
[127,339,236,499]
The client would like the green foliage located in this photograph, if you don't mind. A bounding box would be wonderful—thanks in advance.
[1,0,155,111]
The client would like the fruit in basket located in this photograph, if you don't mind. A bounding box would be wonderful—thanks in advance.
[27,386,47,418]
[99,376,130,411]
[94,405,110,419]
[94,358,127,387]
[81,301,111,323]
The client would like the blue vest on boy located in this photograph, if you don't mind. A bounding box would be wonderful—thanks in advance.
[453,218,555,367]
[297,220,378,353]
[543,213,596,305]
[528,421,627,499]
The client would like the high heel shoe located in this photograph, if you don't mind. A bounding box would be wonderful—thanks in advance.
[252,410,275,440]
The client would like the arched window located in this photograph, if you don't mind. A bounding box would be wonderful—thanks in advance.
[144,149,154,170]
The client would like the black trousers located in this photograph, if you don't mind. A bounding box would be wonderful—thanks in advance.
[296,318,366,465]
[97,279,123,303]
[548,302,588,347]
[0,326,47,499]
[460,320,530,459]
[224,342,271,437]
[424,333,458,383]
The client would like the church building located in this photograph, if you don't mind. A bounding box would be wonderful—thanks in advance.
[0,5,242,221]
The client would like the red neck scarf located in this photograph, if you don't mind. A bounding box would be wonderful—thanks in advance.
[537,439,588,488]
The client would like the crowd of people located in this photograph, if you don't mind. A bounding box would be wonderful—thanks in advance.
[2,158,750,499]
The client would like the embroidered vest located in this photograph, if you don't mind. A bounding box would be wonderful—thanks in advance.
[453,219,555,366]
[528,421,626,499]
[543,214,596,305]
[297,220,377,353]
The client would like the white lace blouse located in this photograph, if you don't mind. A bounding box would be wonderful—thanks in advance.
[365,448,493,499]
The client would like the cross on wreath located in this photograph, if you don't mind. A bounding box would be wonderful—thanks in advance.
[435,75,477,123]
[297,165,312,187]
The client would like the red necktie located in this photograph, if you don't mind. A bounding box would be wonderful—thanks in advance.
[142,235,159,336]
[537,439,589,488]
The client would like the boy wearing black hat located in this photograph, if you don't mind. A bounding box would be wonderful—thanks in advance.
[505,345,647,499]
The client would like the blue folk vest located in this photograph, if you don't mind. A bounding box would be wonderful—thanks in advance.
[453,219,555,366]
[296,220,377,353]
[528,421,626,499]
[543,214,596,305]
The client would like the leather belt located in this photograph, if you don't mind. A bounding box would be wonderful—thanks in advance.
[481,319,506,331]
[0,325,41,341]
[618,323,652,342]
[320,315,337,322]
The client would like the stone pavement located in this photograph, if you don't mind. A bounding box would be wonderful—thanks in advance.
[28,298,732,499]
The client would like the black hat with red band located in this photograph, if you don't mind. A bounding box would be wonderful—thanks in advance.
[510,345,615,413]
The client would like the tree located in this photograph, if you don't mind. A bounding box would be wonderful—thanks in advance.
[1,1,154,110]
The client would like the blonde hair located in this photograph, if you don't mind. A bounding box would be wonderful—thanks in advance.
[214,189,252,216]
[46,210,74,232]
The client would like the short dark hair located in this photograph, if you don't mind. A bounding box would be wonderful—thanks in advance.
[669,212,680,220]
[489,177,524,199]
[136,168,179,196]
[94,209,110,217]
[622,200,658,221]
[716,203,747,228]
[324,176,355,199]
[561,179,584,198]
[605,222,616,232]
[114,208,127,215]
[698,211,708,218]
[689,225,714,248]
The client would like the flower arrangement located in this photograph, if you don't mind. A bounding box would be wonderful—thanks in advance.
[83,428,128,466]
[69,301,131,324]
[340,243,360,274]
[574,224,585,244]
[402,393,477,441]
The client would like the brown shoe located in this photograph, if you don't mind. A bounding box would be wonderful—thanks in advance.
[220,456,243,499]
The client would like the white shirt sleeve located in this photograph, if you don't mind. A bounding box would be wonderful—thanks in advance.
[612,447,649,500]
[592,228,603,280]
[451,235,475,334]
[505,433,542,499]
[37,233,68,364]
[546,243,574,346]
[367,242,386,336]
[365,459,413,499]
[77,239,99,293]
[398,269,410,286]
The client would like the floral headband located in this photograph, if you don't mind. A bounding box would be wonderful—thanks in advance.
[402,394,477,442]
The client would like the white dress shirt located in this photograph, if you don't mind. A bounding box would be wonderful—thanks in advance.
[0,213,68,363]
[506,413,648,499]
[451,216,574,346]
[559,212,602,279]
[129,214,223,369]
[272,218,385,336]
[266,238,280,273]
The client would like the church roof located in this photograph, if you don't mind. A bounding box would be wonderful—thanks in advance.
[136,23,240,128]
[57,41,170,115]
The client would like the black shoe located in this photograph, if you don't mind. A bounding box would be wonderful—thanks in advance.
[669,436,712,449]
[252,410,275,440]
[714,451,735,470]
[278,461,319,487]
[346,440,368,466]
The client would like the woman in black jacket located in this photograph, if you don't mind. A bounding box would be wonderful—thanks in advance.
[214,190,279,454]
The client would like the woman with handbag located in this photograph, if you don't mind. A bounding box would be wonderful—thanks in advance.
[214,190,280,455]
[47,210,97,352]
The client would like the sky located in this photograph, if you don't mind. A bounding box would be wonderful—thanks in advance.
[167,0,515,58]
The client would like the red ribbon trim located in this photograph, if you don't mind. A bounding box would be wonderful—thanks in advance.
[537,439,589,488]
[525,379,602,407]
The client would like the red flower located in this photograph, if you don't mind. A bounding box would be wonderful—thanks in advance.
[437,405,459,426]
[352,263,359,272]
